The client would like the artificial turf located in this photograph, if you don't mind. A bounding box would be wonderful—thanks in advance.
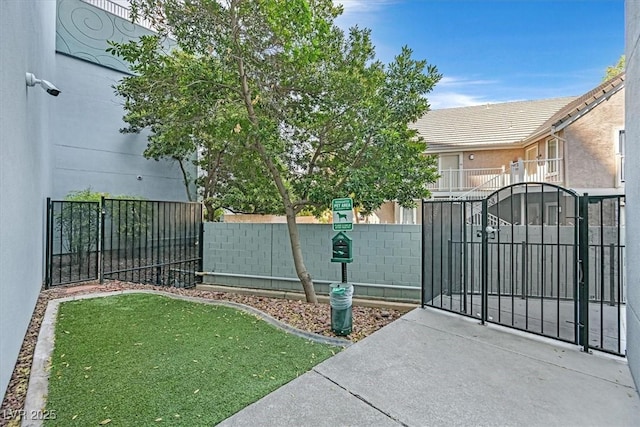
[44,294,339,425]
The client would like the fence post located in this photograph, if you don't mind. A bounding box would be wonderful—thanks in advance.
[45,198,52,290]
[609,243,615,307]
[198,209,204,284]
[100,196,105,284]
[447,239,452,296]
[421,199,426,308]
[578,194,590,352]
[481,198,488,324]
[521,241,527,300]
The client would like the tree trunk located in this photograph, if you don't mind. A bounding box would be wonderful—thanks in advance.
[284,204,317,303]
[203,199,216,222]
[175,158,193,202]
[233,47,318,303]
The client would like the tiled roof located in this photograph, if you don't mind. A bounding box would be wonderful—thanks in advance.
[413,97,576,152]
[524,72,625,143]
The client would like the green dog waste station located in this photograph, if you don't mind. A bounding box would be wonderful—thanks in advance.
[330,231,354,335]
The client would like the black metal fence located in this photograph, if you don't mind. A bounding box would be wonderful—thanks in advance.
[45,197,203,288]
[422,183,626,357]
[580,194,626,356]
[46,200,101,286]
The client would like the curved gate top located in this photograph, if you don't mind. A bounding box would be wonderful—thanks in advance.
[422,182,626,356]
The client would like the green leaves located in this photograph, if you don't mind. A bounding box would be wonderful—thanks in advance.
[111,0,442,299]
[603,54,625,81]
[114,0,441,218]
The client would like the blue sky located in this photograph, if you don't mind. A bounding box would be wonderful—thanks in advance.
[335,0,625,109]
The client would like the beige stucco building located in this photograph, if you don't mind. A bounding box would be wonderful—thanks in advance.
[373,74,625,224]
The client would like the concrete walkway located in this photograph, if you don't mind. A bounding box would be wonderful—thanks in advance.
[220,308,640,427]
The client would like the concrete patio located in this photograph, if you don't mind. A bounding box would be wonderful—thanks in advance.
[221,307,640,426]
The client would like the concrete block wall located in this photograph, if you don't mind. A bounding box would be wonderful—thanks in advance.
[202,223,421,301]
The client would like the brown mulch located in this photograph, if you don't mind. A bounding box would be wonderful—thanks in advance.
[0,281,406,426]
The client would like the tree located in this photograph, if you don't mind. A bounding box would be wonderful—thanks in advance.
[112,0,441,303]
[604,55,625,81]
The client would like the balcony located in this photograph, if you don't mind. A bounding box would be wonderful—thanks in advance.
[427,158,564,199]
[81,0,155,30]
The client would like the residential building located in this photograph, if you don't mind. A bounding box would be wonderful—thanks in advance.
[375,74,625,224]
[420,74,624,200]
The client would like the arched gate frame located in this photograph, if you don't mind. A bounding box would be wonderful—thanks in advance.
[422,183,626,356]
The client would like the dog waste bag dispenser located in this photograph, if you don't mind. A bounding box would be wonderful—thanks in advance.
[330,231,353,335]
[331,232,353,263]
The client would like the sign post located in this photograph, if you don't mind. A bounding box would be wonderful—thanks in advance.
[330,198,354,335]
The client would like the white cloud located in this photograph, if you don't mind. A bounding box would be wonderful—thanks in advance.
[336,0,397,14]
[334,0,397,30]
[427,75,508,108]
[428,92,489,109]
[438,76,497,87]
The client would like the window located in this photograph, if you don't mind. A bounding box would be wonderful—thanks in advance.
[617,130,625,184]
[400,206,416,224]
[439,154,461,190]
[526,203,540,225]
[546,138,558,174]
[524,145,539,179]
[545,203,559,225]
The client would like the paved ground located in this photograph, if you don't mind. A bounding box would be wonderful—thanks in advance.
[430,294,626,354]
[221,307,640,427]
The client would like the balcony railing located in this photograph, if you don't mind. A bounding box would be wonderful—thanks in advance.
[510,158,563,184]
[427,158,564,196]
[81,0,155,30]
[426,167,507,193]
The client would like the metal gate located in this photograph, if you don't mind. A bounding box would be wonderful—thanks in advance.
[422,183,626,356]
[45,197,203,288]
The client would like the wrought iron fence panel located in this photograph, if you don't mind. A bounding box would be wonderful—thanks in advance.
[422,184,626,356]
[102,198,203,288]
[46,198,101,287]
[580,195,626,356]
[45,198,203,288]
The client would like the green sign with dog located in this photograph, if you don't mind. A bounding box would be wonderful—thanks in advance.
[332,198,353,231]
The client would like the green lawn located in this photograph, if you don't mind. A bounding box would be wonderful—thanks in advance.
[44,294,339,426]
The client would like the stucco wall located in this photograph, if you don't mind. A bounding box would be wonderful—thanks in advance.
[460,148,522,170]
[0,0,56,400]
[52,0,190,200]
[373,202,396,224]
[625,0,640,392]
[51,54,189,200]
[564,89,625,190]
[0,0,192,399]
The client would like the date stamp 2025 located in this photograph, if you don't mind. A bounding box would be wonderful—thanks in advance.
[2,409,57,421]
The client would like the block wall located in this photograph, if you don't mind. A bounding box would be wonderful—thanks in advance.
[202,223,422,301]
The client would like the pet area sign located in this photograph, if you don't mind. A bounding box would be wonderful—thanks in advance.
[332,198,353,231]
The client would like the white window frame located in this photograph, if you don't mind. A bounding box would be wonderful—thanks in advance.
[438,153,463,191]
[400,206,417,224]
[545,138,559,176]
[526,203,540,225]
[524,145,539,180]
[545,202,559,225]
[616,129,625,186]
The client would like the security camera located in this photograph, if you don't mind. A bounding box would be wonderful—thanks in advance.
[39,79,61,96]
[26,72,61,97]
